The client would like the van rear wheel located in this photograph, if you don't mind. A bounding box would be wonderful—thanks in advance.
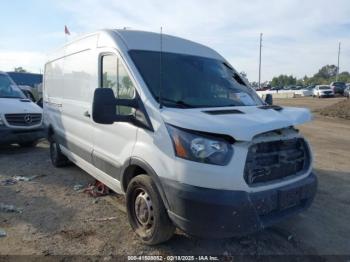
[50,140,70,167]
[126,175,175,245]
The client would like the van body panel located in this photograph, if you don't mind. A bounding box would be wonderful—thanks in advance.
[45,48,97,163]
[92,121,138,181]
[130,123,177,182]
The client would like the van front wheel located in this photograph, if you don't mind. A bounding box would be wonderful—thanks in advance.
[50,140,70,167]
[126,175,175,245]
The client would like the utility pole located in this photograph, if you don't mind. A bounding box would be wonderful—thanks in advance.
[258,33,263,89]
[336,42,341,81]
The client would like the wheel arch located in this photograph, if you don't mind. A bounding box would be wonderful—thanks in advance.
[120,157,170,210]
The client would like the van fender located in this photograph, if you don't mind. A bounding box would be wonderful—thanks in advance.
[120,157,170,210]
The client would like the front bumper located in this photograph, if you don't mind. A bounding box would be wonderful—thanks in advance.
[320,93,334,97]
[0,126,45,145]
[161,173,317,238]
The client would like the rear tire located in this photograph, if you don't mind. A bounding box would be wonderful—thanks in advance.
[50,139,70,167]
[126,175,175,245]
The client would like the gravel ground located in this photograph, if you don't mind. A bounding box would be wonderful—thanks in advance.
[0,97,350,258]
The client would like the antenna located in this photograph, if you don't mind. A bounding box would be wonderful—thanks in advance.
[159,26,163,109]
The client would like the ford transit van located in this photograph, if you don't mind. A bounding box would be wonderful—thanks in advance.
[44,30,317,245]
[0,72,44,146]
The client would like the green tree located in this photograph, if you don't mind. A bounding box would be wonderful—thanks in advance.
[14,67,27,73]
[337,71,350,83]
[271,74,296,87]
[270,65,350,87]
[304,65,350,85]
[314,65,338,79]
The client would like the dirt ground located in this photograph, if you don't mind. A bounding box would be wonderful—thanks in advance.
[0,97,350,258]
[318,99,350,120]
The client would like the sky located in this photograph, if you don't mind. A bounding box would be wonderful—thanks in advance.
[1,0,350,82]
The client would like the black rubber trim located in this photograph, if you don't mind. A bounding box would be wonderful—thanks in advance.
[120,157,170,210]
[92,152,122,180]
[259,105,283,111]
[55,131,123,180]
[55,133,93,163]
[202,109,244,115]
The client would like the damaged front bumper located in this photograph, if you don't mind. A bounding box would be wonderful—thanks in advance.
[162,173,317,238]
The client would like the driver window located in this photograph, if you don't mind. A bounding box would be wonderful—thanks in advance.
[101,55,118,95]
[118,59,135,115]
[101,54,136,115]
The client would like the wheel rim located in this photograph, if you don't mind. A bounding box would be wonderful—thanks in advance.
[134,189,154,229]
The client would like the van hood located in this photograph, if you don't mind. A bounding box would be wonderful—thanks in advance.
[161,106,312,141]
[0,98,42,115]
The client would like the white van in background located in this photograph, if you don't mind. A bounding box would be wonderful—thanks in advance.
[0,72,44,147]
[44,30,317,245]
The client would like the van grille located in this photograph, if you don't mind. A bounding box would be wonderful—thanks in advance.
[5,113,42,127]
[244,138,310,185]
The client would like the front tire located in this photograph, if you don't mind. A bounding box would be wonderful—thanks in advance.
[126,175,175,245]
[50,139,70,167]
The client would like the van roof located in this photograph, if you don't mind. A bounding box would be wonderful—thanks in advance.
[112,29,223,59]
[47,29,224,62]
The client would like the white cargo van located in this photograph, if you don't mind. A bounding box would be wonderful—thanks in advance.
[44,30,317,245]
[0,72,44,146]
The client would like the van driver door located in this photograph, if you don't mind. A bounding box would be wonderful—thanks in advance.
[92,51,138,182]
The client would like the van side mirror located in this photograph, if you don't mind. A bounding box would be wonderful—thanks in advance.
[92,88,140,125]
[265,94,273,105]
[92,88,116,124]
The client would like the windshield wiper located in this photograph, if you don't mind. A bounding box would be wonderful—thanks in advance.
[171,100,195,108]
[219,102,245,107]
[158,98,196,108]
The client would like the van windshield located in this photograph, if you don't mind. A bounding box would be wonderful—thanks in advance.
[0,74,25,99]
[129,50,263,108]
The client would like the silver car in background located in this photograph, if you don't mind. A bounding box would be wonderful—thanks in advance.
[313,85,334,98]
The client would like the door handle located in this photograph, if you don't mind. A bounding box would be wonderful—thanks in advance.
[84,111,91,118]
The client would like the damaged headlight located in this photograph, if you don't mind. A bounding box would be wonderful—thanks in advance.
[166,124,233,165]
